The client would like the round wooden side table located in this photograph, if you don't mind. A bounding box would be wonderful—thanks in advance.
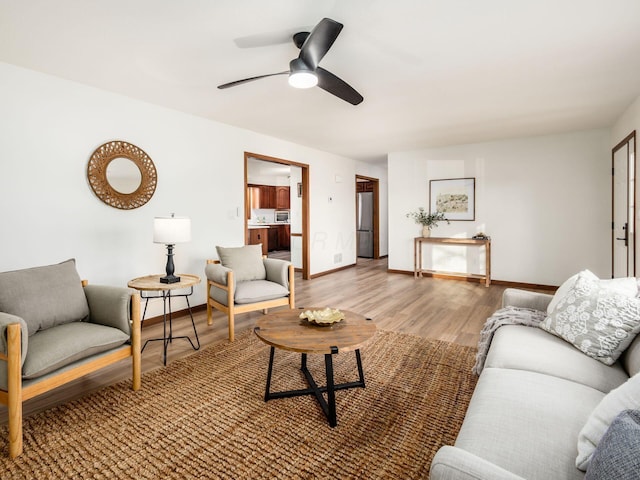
[128,274,201,365]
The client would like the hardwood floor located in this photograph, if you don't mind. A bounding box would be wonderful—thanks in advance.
[268,250,291,261]
[0,257,510,425]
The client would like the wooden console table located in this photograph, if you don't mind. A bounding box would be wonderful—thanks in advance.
[414,237,491,287]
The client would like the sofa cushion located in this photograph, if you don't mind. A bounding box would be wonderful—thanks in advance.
[84,284,133,334]
[457,368,603,480]
[234,280,289,304]
[0,259,90,336]
[22,322,129,379]
[485,325,629,393]
[576,373,640,471]
[540,270,640,365]
[216,245,266,282]
[585,410,640,480]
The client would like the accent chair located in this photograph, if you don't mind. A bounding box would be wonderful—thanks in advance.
[205,244,294,341]
[0,259,141,458]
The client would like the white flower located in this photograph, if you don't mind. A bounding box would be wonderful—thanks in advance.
[614,329,628,339]
[594,322,607,331]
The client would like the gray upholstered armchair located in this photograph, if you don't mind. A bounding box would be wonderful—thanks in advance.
[0,259,141,458]
[205,245,294,341]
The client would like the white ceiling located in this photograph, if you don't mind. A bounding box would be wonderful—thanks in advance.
[2,0,640,163]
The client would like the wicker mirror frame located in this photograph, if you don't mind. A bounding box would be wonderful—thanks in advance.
[87,141,157,210]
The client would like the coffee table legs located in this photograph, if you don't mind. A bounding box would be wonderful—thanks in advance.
[263,347,366,427]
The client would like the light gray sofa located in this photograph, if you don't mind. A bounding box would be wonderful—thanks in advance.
[430,288,640,480]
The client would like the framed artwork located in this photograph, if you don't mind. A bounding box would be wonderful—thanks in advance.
[429,177,475,221]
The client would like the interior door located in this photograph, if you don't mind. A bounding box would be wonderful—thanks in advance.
[612,132,636,278]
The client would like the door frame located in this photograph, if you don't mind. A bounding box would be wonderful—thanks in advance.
[355,175,380,259]
[245,152,310,280]
[611,130,636,278]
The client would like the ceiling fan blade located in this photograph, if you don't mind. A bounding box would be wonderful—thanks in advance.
[299,18,343,70]
[217,71,289,89]
[316,67,363,105]
[233,26,313,49]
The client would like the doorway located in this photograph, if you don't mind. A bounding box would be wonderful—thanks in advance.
[612,131,636,278]
[245,152,310,280]
[355,175,380,259]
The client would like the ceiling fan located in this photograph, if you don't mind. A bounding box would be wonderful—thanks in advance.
[217,18,363,105]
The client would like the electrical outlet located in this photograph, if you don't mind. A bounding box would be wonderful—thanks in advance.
[334,253,342,263]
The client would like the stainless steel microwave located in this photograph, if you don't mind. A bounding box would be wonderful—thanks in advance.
[275,210,290,223]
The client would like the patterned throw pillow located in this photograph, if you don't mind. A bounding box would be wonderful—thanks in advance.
[546,270,638,316]
[540,271,640,365]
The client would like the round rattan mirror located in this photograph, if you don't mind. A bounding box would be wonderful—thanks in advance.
[87,141,157,210]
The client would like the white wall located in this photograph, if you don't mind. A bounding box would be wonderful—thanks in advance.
[388,129,611,286]
[0,62,386,317]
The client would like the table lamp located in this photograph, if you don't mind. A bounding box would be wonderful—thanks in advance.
[153,213,191,284]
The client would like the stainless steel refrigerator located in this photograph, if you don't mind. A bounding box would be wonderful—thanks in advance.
[357,192,374,258]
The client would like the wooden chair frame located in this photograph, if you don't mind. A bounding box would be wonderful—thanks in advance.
[206,259,295,341]
[0,283,141,458]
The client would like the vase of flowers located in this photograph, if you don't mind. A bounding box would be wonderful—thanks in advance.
[406,208,449,237]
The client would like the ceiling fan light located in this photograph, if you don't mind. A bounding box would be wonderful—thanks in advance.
[288,71,318,89]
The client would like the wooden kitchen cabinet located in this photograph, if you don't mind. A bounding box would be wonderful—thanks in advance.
[275,186,290,209]
[268,227,278,251]
[248,228,268,255]
[278,224,290,249]
[357,181,374,192]
[247,184,276,209]
[259,186,276,208]
[247,185,260,219]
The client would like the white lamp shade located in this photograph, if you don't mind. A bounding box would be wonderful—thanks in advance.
[153,216,191,244]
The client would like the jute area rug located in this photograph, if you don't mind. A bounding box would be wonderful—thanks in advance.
[0,329,477,479]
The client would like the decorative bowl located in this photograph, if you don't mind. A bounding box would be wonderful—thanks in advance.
[299,308,345,326]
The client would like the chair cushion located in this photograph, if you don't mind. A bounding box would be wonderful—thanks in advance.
[234,280,289,304]
[216,245,266,282]
[540,270,640,365]
[0,259,90,336]
[22,322,129,379]
[585,410,640,480]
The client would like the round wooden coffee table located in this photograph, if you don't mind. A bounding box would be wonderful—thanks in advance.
[254,307,377,427]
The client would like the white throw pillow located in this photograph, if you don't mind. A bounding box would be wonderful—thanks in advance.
[576,373,640,471]
[547,271,584,315]
[540,271,640,365]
